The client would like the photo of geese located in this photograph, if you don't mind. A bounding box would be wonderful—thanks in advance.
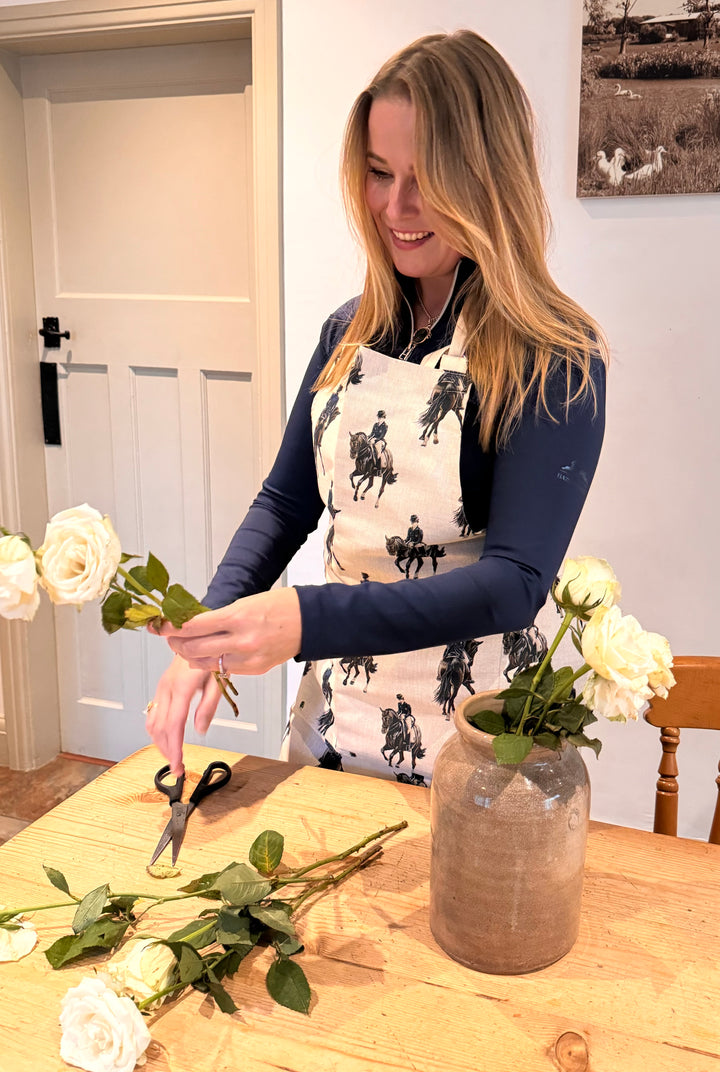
[578,1,720,197]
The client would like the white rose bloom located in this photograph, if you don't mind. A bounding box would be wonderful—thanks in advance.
[645,631,676,699]
[38,504,121,606]
[581,605,656,692]
[555,556,621,617]
[106,938,177,1008]
[59,975,151,1072]
[0,535,40,621]
[0,910,38,961]
[582,672,652,723]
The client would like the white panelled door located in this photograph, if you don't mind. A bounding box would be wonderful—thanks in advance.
[22,40,283,762]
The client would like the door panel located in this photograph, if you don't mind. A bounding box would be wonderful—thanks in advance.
[22,40,283,761]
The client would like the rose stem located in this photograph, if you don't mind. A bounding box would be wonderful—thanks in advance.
[288,844,383,912]
[114,567,165,607]
[517,610,576,736]
[279,820,407,881]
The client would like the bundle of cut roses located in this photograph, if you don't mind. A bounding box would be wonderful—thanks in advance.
[469,555,676,764]
[0,823,406,1072]
[0,503,238,712]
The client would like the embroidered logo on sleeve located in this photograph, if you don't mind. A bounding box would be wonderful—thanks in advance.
[556,461,589,492]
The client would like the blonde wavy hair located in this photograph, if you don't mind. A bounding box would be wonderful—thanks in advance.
[314,30,608,450]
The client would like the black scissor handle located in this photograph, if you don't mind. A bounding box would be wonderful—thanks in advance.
[188,761,232,806]
[154,764,186,804]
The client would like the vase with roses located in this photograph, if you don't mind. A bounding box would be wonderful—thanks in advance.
[429,556,675,975]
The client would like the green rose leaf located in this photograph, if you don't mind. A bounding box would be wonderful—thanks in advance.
[248,902,296,937]
[533,731,562,750]
[204,967,238,1015]
[43,865,72,897]
[178,869,225,897]
[211,863,273,907]
[145,552,169,595]
[162,584,208,628]
[125,564,150,592]
[567,732,603,758]
[492,733,534,765]
[163,941,205,985]
[249,830,284,875]
[468,709,506,736]
[214,907,261,948]
[72,884,110,934]
[266,957,311,1015]
[107,895,137,918]
[119,552,139,564]
[45,917,130,969]
[166,918,217,950]
[101,591,132,634]
[124,604,163,627]
[273,933,304,957]
[211,948,246,982]
[552,701,589,734]
[551,666,576,702]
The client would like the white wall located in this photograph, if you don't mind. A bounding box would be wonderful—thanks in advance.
[282,0,720,840]
[1,0,717,837]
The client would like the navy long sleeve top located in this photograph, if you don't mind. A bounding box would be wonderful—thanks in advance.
[205,261,606,661]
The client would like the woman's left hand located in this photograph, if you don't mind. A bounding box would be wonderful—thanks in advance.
[156,587,302,675]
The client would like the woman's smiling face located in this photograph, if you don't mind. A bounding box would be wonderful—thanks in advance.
[364,96,461,289]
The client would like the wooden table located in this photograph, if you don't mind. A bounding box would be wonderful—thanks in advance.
[0,744,719,1072]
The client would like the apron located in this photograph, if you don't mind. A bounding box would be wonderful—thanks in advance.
[281,322,554,787]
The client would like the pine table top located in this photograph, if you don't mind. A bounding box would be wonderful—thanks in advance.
[0,743,718,1072]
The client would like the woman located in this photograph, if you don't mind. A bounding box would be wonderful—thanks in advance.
[146,30,607,784]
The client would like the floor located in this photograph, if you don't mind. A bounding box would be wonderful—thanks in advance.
[0,754,112,846]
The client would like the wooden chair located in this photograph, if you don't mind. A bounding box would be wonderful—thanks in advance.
[644,656,720,844]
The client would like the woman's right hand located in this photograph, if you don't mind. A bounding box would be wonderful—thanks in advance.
[144,655,222,777]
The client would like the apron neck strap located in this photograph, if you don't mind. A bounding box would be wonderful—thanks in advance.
[436,317,467,372]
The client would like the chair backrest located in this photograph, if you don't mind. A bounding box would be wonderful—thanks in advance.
[644,656,720,844]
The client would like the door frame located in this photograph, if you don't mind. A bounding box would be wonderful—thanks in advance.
[0,0,283,769]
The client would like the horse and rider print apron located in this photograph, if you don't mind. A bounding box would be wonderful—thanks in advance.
[282,321,550,787]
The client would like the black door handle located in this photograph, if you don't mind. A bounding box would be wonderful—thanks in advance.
[38,316,70,349]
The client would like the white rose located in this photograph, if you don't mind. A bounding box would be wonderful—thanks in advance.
[59,975,151,1072]
[645,631,676,699]
[106,938,177,1008]
[0,909,38,961]
[581,605,655,691]
[0,535,40,622]
[38,504,121,606]
[554,556,621,617]
[582,672,652,722]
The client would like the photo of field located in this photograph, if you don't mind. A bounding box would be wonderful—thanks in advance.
[578,3,720,197]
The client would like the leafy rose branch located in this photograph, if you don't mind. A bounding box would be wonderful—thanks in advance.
[0,505,239,714]
[0,820,407,1017]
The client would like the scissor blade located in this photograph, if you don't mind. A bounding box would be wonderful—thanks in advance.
[149,802,187,866]
[148,816,174,865]
[170,802,188,865]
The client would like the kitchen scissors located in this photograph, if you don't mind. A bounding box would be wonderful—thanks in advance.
[149,760,232,866]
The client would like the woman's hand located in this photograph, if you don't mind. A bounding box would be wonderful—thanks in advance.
[156,587,302,677]
[145,656,220,777]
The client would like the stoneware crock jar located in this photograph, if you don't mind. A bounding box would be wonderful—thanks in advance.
[429,691,590,975]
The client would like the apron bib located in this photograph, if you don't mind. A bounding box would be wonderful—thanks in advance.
[282,323,552,786]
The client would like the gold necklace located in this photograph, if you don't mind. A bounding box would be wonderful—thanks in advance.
[417,290,441,330]
[398,288,442,361]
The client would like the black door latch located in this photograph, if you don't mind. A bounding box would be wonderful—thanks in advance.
[38,316,70,349]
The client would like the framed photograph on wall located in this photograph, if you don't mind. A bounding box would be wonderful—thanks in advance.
[577,1,720,196]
